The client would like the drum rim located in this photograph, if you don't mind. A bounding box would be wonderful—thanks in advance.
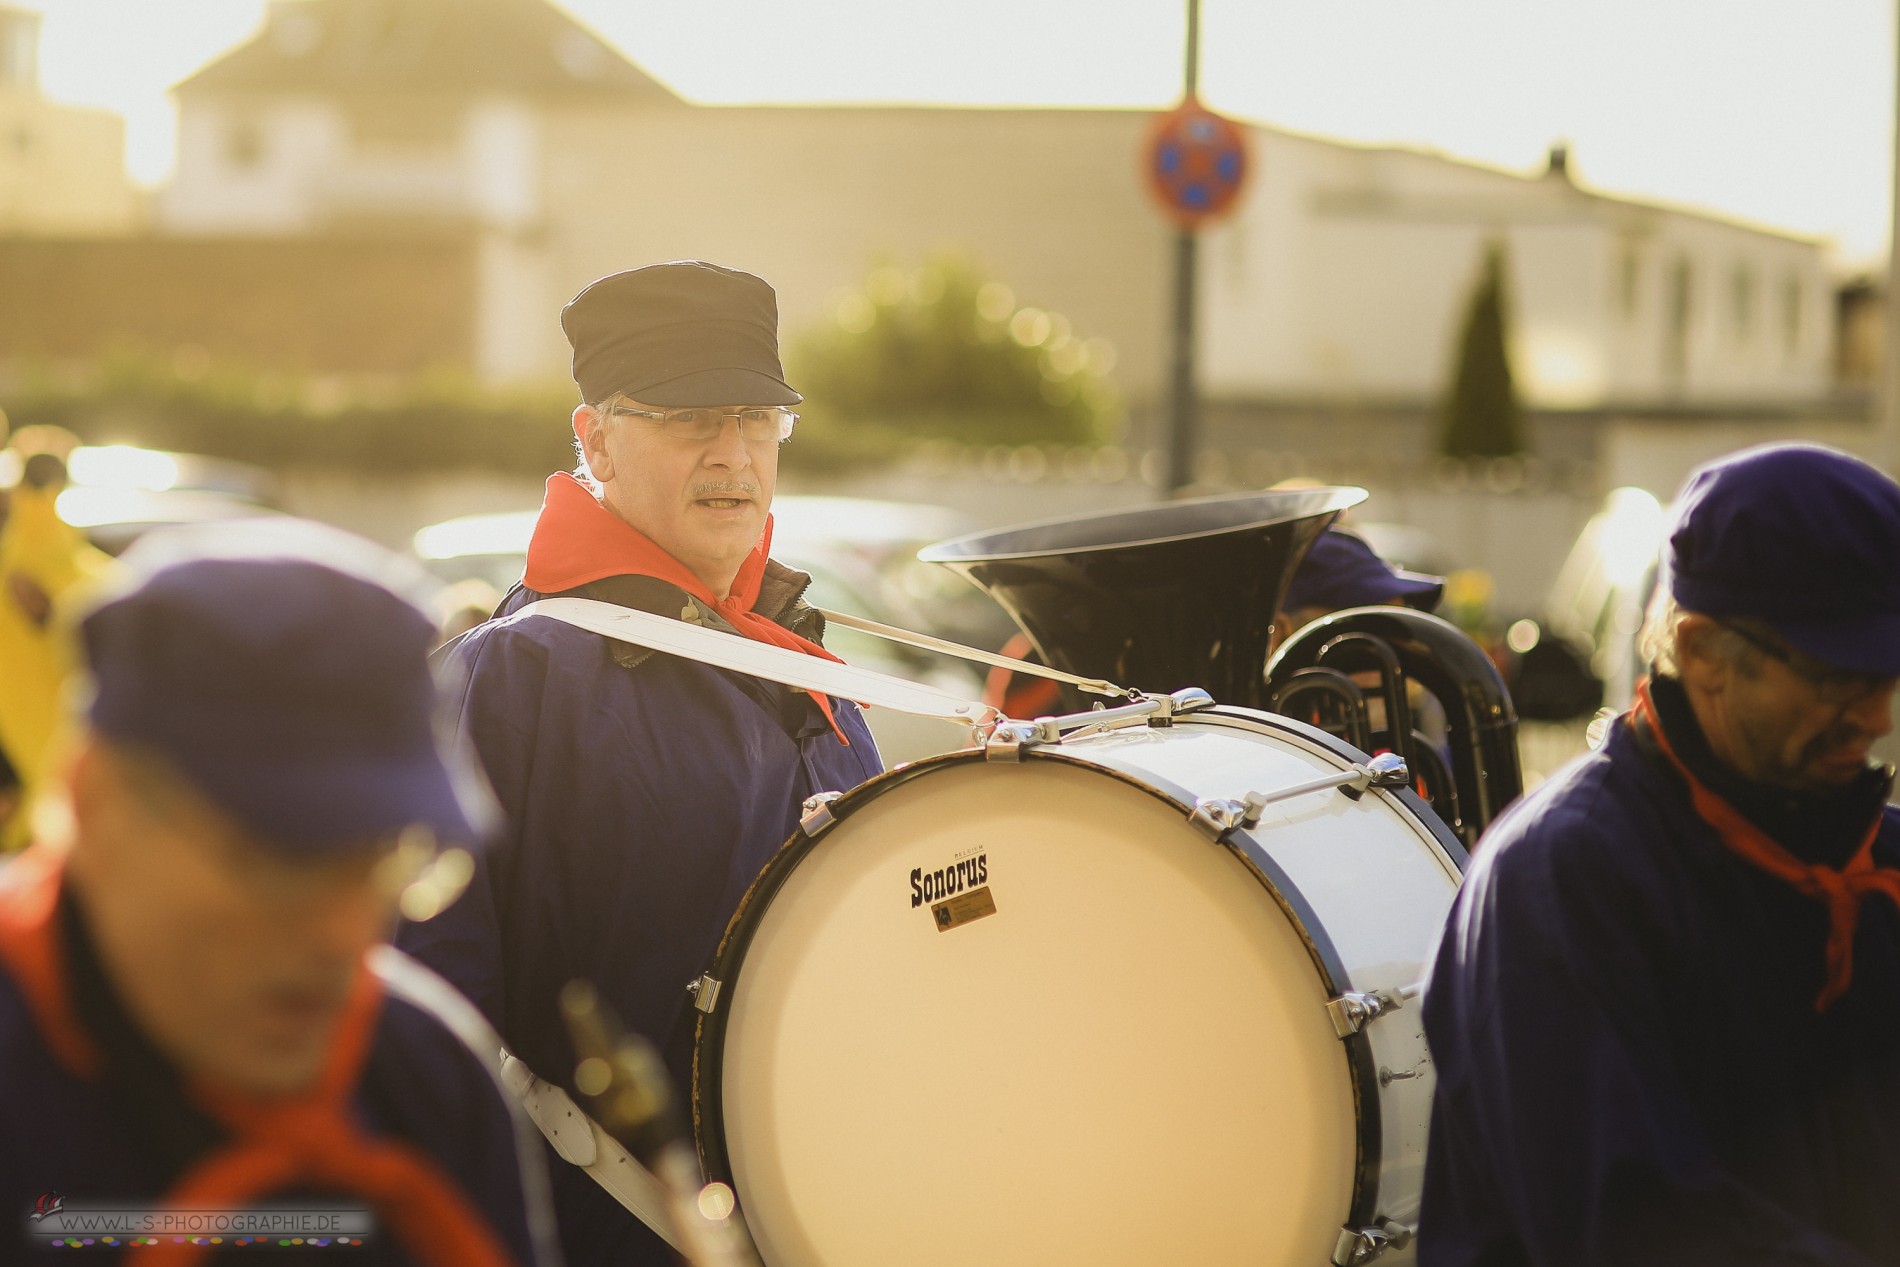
[690,705,1463,1253]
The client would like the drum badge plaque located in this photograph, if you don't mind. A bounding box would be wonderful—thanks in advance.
[910,851,997,931]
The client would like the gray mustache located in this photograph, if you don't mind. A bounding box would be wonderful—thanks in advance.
[693,482,759,499]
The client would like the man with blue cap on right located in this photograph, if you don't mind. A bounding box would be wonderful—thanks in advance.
[1419,443,1900,1266]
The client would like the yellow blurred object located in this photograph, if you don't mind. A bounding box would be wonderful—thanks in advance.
[1442,568,1497,633]
[0,484,111,850]
[1445,568,1493,607]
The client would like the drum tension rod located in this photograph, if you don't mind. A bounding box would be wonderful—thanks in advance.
[1189,753,1410,840]
[985,689,1216,761]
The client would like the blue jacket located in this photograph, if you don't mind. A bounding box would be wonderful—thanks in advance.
[0,874,557,1266]
[397,570,881,1266]
[1420,676,1900,1266]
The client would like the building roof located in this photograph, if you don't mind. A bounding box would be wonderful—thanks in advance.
[175,0,678,101]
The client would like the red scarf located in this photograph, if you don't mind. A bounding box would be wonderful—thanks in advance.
[1636,679,1899,1012]
[0,848,518,1267]
[524,472,850,743]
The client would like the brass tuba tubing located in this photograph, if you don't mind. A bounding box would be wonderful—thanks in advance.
[1266,605,1523,848]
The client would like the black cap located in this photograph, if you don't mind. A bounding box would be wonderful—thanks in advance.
[562,260,801,407]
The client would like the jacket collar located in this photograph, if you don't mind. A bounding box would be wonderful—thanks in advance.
[524,471,775,606]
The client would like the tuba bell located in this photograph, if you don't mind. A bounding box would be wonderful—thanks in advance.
[919,488,1361,708]
[921,488,1522,846]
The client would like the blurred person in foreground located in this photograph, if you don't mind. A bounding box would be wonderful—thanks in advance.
[0,446,109,851]
[396,261,883,1266]
[0,521,559,1266]
[1420,443,1900,1265]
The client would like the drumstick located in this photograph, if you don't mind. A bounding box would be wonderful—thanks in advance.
[815,606,1132,699]
[559,980,761,1267]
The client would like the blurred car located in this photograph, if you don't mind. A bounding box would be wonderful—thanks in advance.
[1513,486,1666,720]
[0,443,284,556]
[411,495,1007,764]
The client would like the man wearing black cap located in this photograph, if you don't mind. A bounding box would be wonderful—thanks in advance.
[397,261,882,1265]
[0,521,558,1266]
[1419,443,1900,1266]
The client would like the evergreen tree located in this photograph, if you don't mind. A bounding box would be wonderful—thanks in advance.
[1438,242,1525,458]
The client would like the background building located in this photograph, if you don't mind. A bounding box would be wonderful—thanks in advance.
[0,0,1865,608]
[0,2,134,235]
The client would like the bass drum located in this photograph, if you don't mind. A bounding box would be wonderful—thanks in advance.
[692,705,1466,1267]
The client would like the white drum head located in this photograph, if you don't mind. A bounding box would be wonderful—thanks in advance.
[712,759,1357,1267]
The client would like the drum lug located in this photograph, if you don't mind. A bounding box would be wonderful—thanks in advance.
[985,720,1043,761]
[1324,983,1421,1038]
[800,790,844,835]
[1189,793,1265,841]
[1156,687,1216,723]
[1332,1219,1415,1266]
[688,974,724,1015]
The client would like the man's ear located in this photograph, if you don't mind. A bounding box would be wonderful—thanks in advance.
[57,740,110,873]
[573,403,613,482]
[1674,612,1729,693]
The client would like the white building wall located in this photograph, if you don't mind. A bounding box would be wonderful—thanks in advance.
[1509,221,1614,408]
[1200,132,1326,394]
[464,97,540,230]
[163,97,345,233]
[164,94,547,234]
[474,229,562,384]
[0,93,135,234]
[1202,127,1832,411]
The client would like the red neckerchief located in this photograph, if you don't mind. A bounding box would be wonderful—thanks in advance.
[524,472,850,744]
[1635,679,1897,1012]
[0,848,518,1267]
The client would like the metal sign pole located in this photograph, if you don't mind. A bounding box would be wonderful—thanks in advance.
[1164,0,1203,496]
[1883,0,1900,476]
[1166,230,1198,494]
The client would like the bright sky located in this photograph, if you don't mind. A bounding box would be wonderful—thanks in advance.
[20,0,1900,266]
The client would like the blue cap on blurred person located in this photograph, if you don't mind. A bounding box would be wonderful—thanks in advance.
[1667,443,1900,676]
[78,520,490,853]
[1283,528,1445,615]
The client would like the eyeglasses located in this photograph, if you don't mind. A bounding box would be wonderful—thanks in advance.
[608,405,797,444]
[1716,620,1895,707]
